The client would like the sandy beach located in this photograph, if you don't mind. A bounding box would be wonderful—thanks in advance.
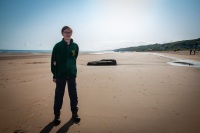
[0,51,200,133]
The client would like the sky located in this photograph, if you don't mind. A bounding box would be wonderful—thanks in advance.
[0,0,200,51]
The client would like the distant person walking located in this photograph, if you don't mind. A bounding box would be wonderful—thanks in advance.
[51,26,80,125]
[190,49,193,55]
[194,49,196,55]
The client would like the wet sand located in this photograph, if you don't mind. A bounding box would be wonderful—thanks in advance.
[0,51,200,133]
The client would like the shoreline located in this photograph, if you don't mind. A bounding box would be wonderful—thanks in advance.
[1,50,200,65]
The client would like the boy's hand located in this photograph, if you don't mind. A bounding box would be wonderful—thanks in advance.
[53,61,56,66]
[53,78,56,83]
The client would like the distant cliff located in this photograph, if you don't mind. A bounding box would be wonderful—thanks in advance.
[114,38,200,52]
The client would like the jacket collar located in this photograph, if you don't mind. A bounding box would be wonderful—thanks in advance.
[62,38,73,45]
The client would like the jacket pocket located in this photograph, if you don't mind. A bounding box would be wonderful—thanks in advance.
[57,63,67,77]
[69,64,77,77]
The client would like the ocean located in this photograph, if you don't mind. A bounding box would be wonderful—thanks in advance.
[0,50,115,54]
[0,50,52,53]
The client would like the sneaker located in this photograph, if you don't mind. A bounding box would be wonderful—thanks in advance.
[54,114,61,126]
[72,112,81,123]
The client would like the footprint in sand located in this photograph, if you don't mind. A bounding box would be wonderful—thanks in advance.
[173,110,180,116]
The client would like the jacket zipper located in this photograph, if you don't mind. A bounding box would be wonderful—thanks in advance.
[66,45,70,77]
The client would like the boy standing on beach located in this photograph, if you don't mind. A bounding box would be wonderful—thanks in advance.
[51,26,80,125]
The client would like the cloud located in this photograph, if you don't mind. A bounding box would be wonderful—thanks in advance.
[24,43,29,47]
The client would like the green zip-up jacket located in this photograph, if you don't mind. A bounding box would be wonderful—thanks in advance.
[51,38,79,79]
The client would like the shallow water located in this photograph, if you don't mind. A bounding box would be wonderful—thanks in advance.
[150,53,200,68]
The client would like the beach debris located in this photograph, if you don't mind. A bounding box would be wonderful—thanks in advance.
[87,59,117,66]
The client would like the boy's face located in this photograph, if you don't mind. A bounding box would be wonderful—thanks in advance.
[62,29,72,40]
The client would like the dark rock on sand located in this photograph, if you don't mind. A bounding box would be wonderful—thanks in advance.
[87,59,117,66]
[14,130,24,133]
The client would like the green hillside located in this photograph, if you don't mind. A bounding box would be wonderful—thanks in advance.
[114,38,200,52]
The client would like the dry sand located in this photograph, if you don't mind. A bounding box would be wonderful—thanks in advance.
[0,51,200,133]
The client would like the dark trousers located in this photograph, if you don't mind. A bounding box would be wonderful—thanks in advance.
[54,78,78,116]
